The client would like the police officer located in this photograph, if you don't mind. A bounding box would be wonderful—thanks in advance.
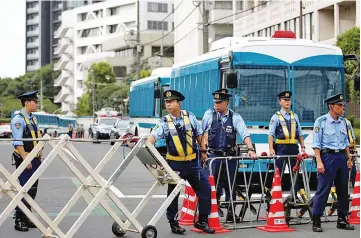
[10,91,42,232]
[202,89,257,222]
[268,91,305,196]
[147,90,215,234]
[312,93,354,232]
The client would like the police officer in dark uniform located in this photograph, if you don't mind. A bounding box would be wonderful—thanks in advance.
[10,91,42,232]
[312,94,354,232]
[201,89,257,222]
[268,91,305,196]
[147,90,215,234]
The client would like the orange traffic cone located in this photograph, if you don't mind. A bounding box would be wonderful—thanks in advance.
[191,175,231,234]
[348,171,360,224]
[257,168,296,232]
[179,181,198,226]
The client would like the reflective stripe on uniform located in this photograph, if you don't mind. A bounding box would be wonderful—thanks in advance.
[275,111,298,144]
[166,153,196,161]
[345,119,355,147]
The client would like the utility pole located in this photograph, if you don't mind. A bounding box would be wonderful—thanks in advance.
[299,0,303,39]
[160,28,164,66]
[90,70,96,122]
[40,78,43,111]
[136,0,141,80]
[202,0,209,54]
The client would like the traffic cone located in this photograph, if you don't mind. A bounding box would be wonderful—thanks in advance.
[179,181,198,226]
[191,175,231,233]
[348,171,360,224]
[257,168,296,232]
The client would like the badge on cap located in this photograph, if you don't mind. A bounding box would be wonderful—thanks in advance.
[215,94,220,99]
[340,95,343,100]
[166,91,172,97]
[285,93,290,97]
[15,123,20,129]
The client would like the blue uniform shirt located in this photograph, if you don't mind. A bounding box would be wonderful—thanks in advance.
[151,111,203,142]
[312,113,350,150]
[10,109,36,147]
[268,108,303,137]
[201,109,250,142]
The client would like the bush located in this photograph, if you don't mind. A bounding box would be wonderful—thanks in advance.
[354,128,360,144]
[0,118,11,123]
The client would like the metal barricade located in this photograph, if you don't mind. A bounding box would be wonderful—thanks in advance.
[0,134,186,238]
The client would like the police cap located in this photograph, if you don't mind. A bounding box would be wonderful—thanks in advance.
[163,90,185,101]
[324,93,345,105]
[212,88,231,102]
[17,91,38,101]
[277,90,292,99]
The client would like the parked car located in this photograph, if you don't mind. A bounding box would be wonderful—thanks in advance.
[109,119,130,145]
[92,117,118,143]
[0,124,12,138]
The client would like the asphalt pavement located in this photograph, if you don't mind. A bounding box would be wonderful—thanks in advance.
[0,140,359,238]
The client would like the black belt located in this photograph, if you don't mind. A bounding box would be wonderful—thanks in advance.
[208,149,228,156]
[321,148,345,154]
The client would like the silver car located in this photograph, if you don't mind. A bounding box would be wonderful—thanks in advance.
[109,119,130,145]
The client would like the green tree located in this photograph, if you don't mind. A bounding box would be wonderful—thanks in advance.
[75,93,91,116]
[87,62,116,83]
[336,27,360,103]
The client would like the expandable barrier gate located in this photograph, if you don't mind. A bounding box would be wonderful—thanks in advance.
[206,152,360,230]
[0,134,186,238]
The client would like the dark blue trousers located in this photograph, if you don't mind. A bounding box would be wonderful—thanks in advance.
[14,153,41,219]
[166,159,211,221]
[313,153,349,216]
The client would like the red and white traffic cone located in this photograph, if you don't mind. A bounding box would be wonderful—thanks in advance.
[178,181,198,226]
[191,175,231,233]
[348,171,360,224]
[257,168,296,232]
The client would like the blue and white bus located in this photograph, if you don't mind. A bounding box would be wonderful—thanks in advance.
[11,110,77,137]
[128,31,355,188]
[128,67,171,147]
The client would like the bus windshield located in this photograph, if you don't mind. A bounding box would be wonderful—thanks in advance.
[228,67,342,125]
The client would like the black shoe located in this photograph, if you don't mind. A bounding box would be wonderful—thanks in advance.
[14,218,29,232]
[226,213,241,223]
[218,206,224,217]
[169,221,186,234]
[194,220,215,234]
[312,215,323,232]
[24,217,36,228]
[337,217,355,230]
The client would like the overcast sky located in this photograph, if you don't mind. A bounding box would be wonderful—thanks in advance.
[0,0,25,78]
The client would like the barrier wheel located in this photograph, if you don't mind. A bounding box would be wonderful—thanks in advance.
[141,225,157,238]
[112,222,126,237]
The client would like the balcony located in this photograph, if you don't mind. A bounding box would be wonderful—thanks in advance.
[27,29,39,37]
[54,39,73,55]
[26,41,39,48]
[54,70,72,87]
[54,87,70,103]
[26,65,40,72]
[27,18,39,25]
[27,6,39,14]
[26,53,39,60]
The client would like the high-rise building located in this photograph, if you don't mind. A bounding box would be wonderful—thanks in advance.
[25,0,102,72]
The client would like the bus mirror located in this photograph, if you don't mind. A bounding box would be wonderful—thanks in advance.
[226,72,238,88]
[355,73,360,91]
[154,88,161,98]
[343,54,359,62]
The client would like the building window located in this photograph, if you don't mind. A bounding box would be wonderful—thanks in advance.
[109,24,117,33]
[214,1,232,10]
[148,21,168,30]
[27,2,38,8]
[26,25,38,31]
[109,7,118,16]
[80,12,87,21]
[80,27,101,38]
[113,66,127,78]
[77,80,83,89]
[27,60,38,66]
[236,1,243,10]
[148,2,168,13]
[27,48,38,54]
[115,48,134,58]
[94,9,103,18]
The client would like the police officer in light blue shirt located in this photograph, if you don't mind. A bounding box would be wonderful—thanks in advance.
[311,93,354,232]
[148,90,214,235]
[202,89,257,222]
[10,91,42,232]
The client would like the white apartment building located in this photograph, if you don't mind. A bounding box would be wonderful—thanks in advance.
[233,0,359,44]
[54,0,174,114]
[174,0,236,63]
